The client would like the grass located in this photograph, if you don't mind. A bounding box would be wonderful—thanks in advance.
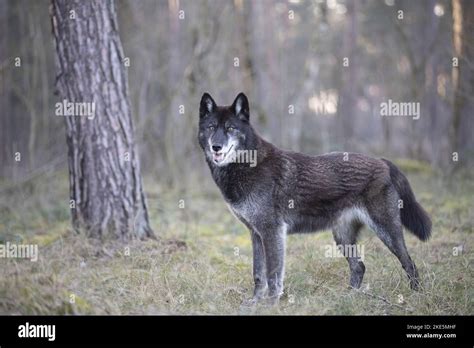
[0,167,472,315]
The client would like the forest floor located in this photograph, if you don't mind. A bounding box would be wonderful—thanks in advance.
[0,162,472,315]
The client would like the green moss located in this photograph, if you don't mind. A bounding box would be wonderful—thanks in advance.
[27,226,68,246]
[440,197,471,215]
[393,158,433,174]
[60,292,94,314]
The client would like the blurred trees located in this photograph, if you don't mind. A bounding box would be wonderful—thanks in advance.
[0,0,60,179]
[1,0,473,189]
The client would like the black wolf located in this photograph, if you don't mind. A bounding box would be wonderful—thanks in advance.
[198,92,431,304]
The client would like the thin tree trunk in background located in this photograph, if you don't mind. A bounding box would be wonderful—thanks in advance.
[250,0,267,125]
[264,1,279,139]
[452,0,463,155]
[234,0,255,97]
[163,0,181,187]
[461,1,474,157]
[0,0,9,178]
[27,10,37,170]
[451,0,474,163]
[338,0,357,149]
[51,0,154,240]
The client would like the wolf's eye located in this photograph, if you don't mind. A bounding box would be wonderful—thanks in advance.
[227,126,235,132]
[208,125,215,131]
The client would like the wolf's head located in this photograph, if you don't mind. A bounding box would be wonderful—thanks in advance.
[198,92,256,167]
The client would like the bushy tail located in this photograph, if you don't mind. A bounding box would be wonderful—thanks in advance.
[382,159,432,241]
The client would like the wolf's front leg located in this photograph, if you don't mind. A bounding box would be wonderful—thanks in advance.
[251,231,267,302]
[262,225,287,304]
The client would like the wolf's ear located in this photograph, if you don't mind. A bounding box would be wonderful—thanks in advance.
[200,93,216,118]
[232,92,249,121]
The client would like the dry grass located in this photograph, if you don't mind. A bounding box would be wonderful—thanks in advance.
[0,168,472,315]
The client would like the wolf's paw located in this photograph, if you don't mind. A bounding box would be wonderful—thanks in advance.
[409,278,421,291]
[240,295,263,307]
[239,297,261,313]
[349,262,366,289]
[261,294,281,307]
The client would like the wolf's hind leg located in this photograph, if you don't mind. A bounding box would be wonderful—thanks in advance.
[367,197,420,290]
[332,221,365,289]
[371,220,420,290]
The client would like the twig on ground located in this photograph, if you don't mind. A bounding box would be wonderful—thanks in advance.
[354,287,414,312]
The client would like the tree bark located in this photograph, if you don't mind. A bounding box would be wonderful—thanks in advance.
[337,0,357,149]
[451,0,474,164]
[51,0,154,240]
[0,0,10,178]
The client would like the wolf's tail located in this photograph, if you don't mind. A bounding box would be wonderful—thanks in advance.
[382,159,432,241]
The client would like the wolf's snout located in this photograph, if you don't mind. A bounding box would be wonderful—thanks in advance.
[212,145,222,153]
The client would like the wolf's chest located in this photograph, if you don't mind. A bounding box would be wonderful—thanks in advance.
[226,198,262,227]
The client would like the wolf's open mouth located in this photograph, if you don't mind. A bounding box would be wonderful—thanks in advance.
[212,144,234,163]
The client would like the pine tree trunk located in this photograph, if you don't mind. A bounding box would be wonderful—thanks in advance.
[51,0,154,240]
[0,0,10,178]
[338,0,357,149]
[451,0,474,163]
[452,0,463,156]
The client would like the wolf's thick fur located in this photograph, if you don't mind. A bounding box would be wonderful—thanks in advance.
[198,92,432,304]
[382,159,432,241]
